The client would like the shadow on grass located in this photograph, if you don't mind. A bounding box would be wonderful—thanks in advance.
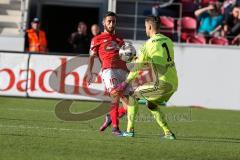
[128,133,240,144]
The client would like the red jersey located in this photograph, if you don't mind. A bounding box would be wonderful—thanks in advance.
[90,32,128,71]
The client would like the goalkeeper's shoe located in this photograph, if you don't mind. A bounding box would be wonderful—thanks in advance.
[121,131,135,137]
[161,131,176,140]
[112,127,122,136]
[99,114,112,132]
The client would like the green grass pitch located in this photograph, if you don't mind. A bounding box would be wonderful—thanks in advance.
[0,96,240,160]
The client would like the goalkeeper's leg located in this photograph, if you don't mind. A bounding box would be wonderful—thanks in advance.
[121,96,139,137]
[147,100,176,140]
[126,96,139,132]
[134,82,176,139]
[147,101,170,133]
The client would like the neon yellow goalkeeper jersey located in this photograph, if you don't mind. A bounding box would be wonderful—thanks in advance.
[127,33,178,92]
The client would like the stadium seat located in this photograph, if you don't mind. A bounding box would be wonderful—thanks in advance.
[159,16,175,39]
[209,37,229,45]
[186,35,206,44]
[178,17,197,42]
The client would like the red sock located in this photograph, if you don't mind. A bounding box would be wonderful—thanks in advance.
[118,106,127,118]
[110,103,119,128]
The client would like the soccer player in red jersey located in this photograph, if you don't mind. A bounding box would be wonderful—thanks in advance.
[85,11,130,136]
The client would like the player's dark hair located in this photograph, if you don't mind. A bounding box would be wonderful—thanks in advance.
[103,11,117,19]
[145,15,160,30]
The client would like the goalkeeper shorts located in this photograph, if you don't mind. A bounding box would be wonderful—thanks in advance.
[134,81,176,104]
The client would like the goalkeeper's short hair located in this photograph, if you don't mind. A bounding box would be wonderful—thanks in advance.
[145,15,160,30]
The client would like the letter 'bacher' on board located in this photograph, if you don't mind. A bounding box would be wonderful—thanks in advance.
[0,58,154,96]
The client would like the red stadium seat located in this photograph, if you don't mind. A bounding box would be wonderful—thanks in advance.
[159,16,175,39]
[181,16,197,30]
[178,17,197,42]
[186,35,206,44]
[209,37,229,45]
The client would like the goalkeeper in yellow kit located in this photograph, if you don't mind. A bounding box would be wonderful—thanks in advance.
[115,15,178,139]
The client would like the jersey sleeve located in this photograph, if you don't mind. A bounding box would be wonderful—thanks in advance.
[89,37,99,56]
[126,43,148,83]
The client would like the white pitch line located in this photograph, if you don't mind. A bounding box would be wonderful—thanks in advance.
[177,119,240,126]
[0,124,96,132]
[2,108,54,113]
[2,108,240,126]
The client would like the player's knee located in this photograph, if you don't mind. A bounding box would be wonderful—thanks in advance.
[146,101,157,110]
[109,89,119,98]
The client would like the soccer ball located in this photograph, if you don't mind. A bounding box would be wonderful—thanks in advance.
[119,43,136,62]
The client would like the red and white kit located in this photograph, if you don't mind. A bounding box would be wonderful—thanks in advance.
[90,32,130,94]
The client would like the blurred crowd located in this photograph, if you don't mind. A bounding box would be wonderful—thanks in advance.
[24,0,240,54]
[25,18,100,54]
[153,0,240,45]
[68,22,100,54]
[195,0,240,44]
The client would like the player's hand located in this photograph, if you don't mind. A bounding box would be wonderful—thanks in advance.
[85,71,93,85]
[207,4,215,10]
